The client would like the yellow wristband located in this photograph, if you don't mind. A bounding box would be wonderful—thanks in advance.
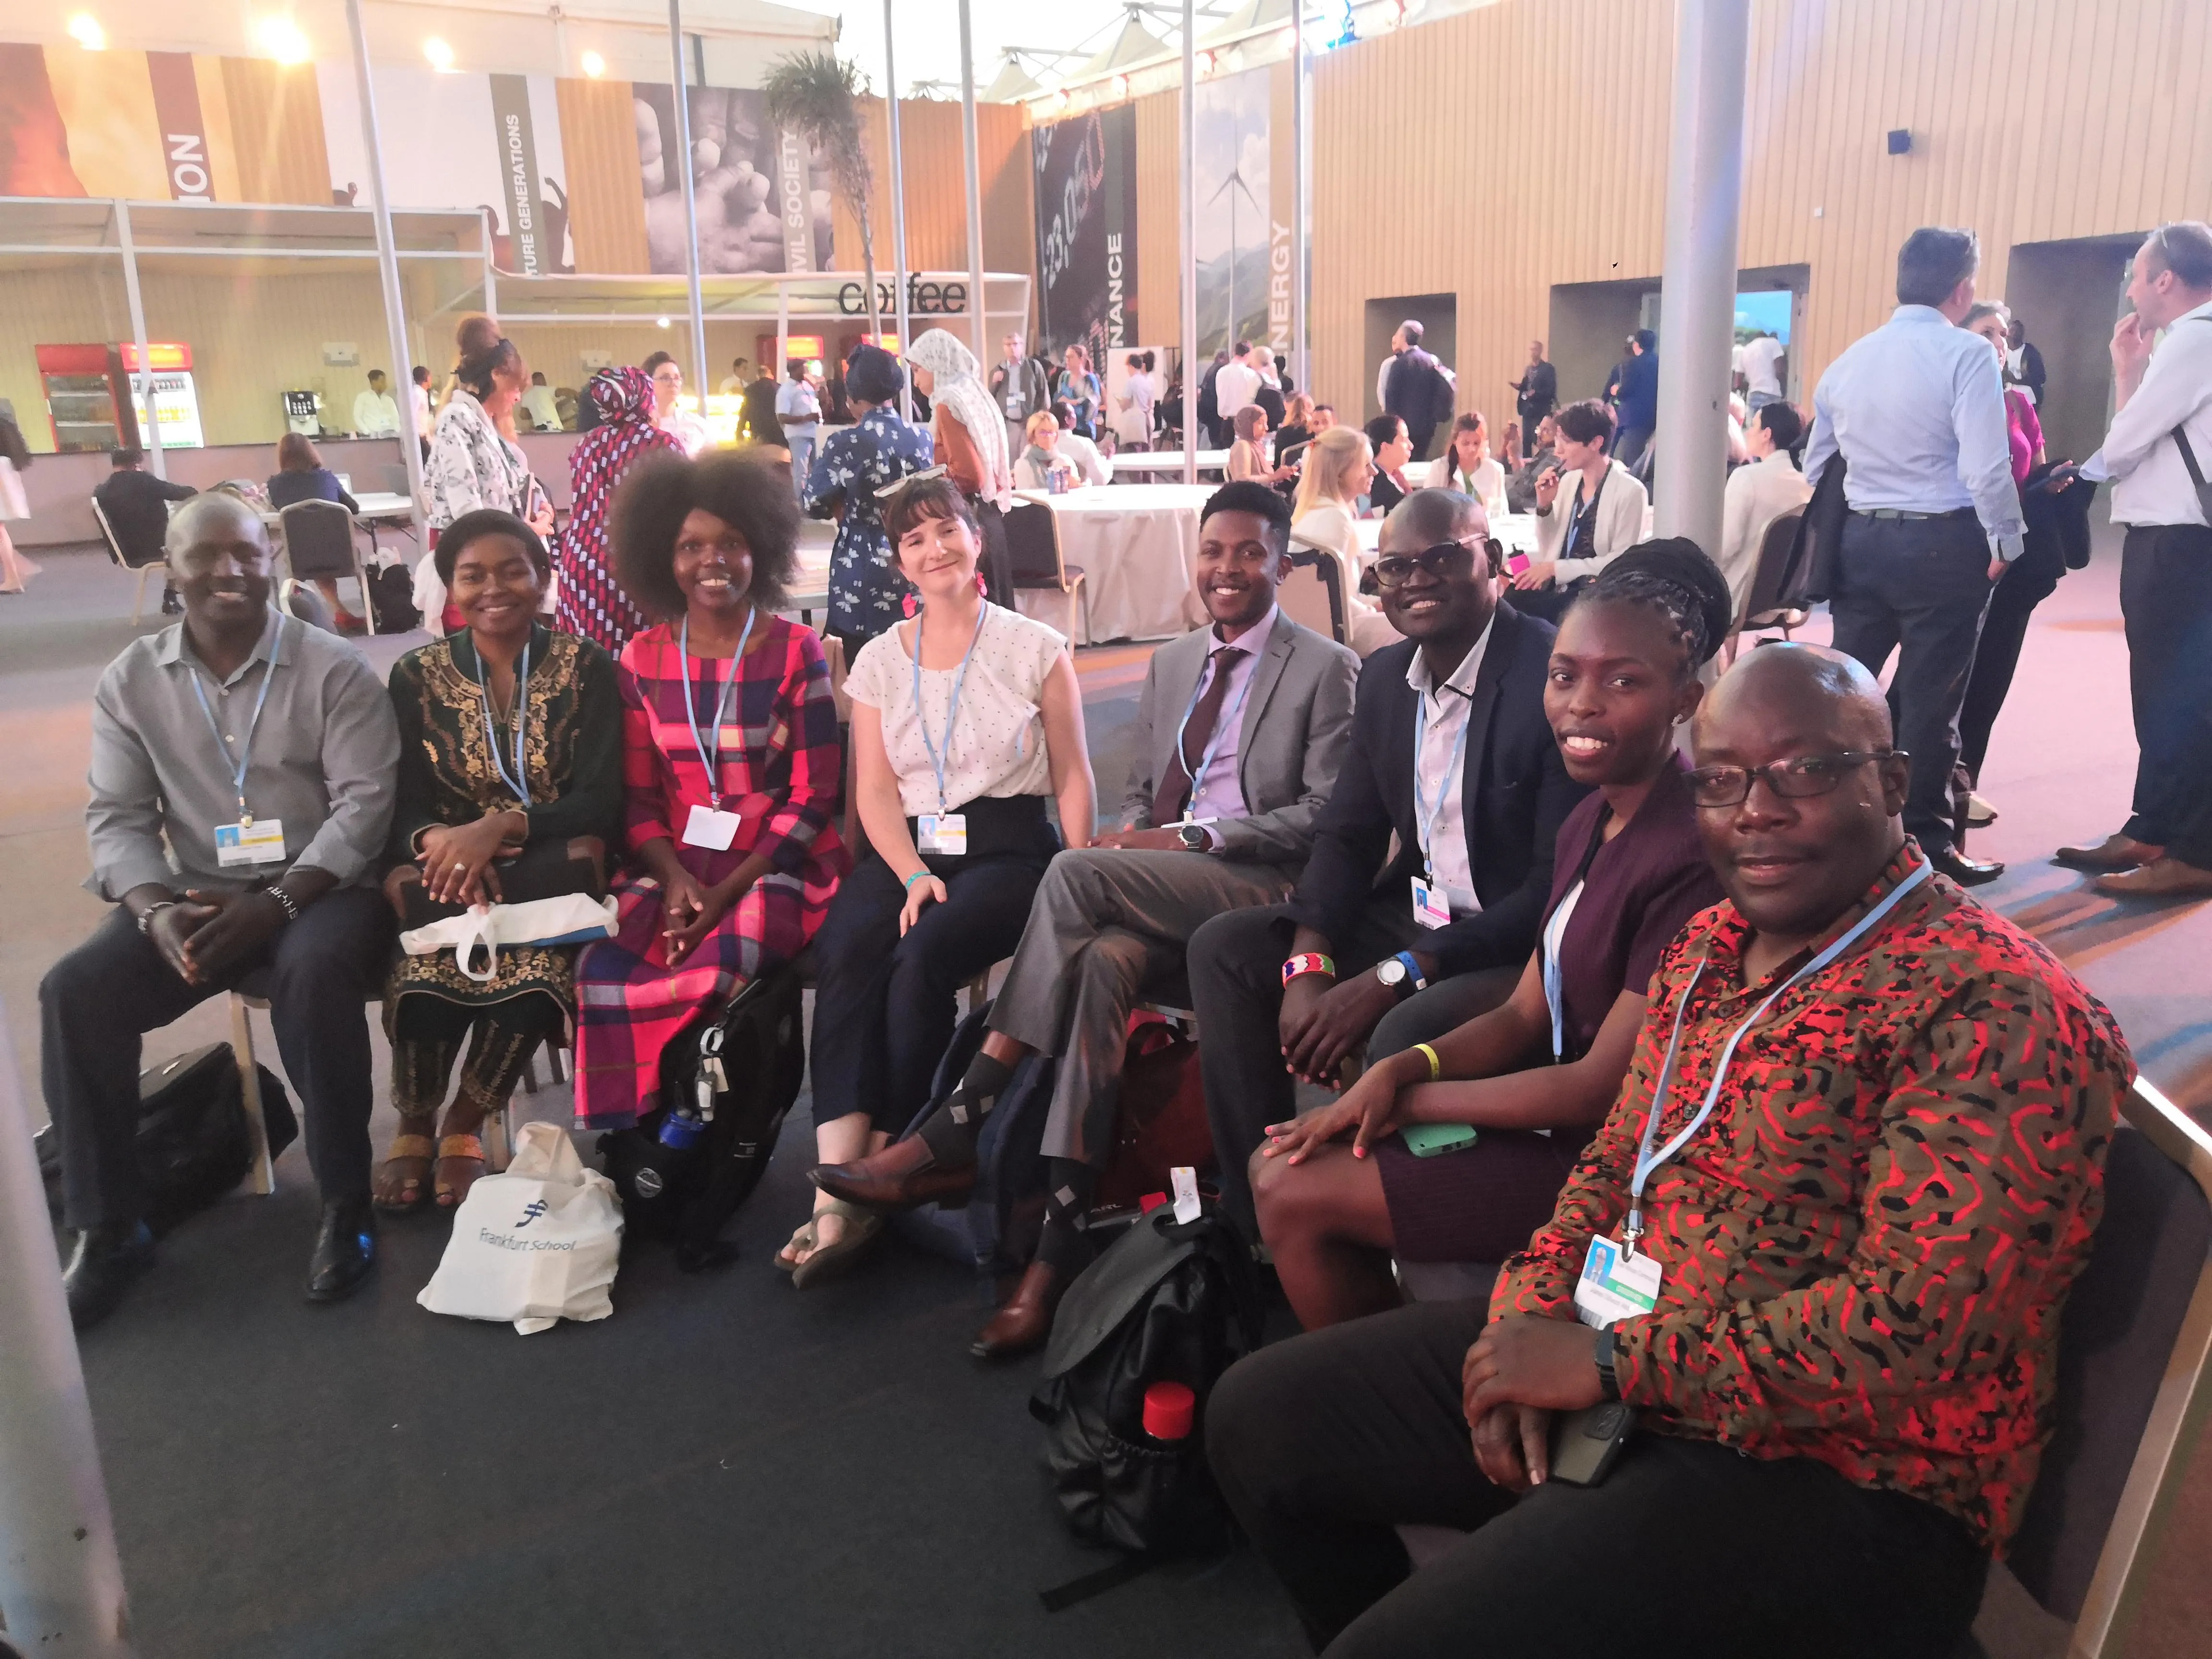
[1413,1042,1442,1082]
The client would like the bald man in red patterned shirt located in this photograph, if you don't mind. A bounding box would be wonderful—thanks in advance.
[1205,643,2133,1659]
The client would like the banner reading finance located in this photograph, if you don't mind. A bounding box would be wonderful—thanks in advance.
[1031,104,1138,365]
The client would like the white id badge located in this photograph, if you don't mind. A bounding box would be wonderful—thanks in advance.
[214,818,287,867]
[917,813,968,856]
[681,804,742,851]
[1410,875,1452,929]
[1170,1166,1202,1224]
[1573,1234,1663,1329]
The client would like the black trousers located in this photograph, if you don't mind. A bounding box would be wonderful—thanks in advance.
[1206,1299,1989,1657]
[2119,524,2212,866]
[1187,901,1520,1238]
[40,889,395,1229]
[1827,512,1995,856]
[1957,529,2066,781]
[807,847,1049,1135]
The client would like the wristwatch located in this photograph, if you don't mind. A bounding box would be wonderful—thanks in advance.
[1594,1326,1621,1401]
[1176,821,1211,852]
[1373,951,1428,998]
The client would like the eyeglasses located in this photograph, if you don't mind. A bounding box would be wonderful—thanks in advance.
[1371,540,1490,588]
[1685,750,1900,808]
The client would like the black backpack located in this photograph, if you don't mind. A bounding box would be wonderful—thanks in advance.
[368,563,421,633]
[597,963,806,1270]
[34,1043,298,1234]
[1029,1204,1264,1560]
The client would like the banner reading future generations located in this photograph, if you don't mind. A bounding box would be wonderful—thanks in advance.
[1031,104,1137,365]
[0,39,832,278]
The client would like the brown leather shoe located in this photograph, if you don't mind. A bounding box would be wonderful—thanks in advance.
[2055,833,2164,873]
[2093,856,2212,898]
[972,1260,1065,1359]
[810,1134,974,1212]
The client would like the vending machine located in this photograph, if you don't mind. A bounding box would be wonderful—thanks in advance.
[122,341,206,450]
[35,343,137,453]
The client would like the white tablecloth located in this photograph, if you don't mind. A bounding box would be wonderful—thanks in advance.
[1018,484,1214,642]
[1107,450,1232,478]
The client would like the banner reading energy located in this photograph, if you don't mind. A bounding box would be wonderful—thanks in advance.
[1031,104,1137,365]
[1194,63,1290,361]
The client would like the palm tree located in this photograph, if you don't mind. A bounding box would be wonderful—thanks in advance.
[762,49,882,340]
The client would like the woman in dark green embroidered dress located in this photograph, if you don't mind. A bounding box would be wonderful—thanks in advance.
[374,509,622,1211]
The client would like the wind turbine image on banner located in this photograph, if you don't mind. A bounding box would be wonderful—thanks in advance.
[1207,156,1264,343]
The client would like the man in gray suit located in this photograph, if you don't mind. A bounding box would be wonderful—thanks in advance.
[813,481,1359,1354]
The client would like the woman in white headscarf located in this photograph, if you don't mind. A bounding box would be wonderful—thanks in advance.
[904,327,1013,605]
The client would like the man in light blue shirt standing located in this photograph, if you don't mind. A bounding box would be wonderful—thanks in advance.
[1804,227,2022,885]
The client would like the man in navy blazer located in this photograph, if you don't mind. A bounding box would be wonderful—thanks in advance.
[1189,488,1589,1237]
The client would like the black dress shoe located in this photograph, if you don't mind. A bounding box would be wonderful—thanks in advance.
[306,1198,377,1303]
[1931,847,2005,886]
[63,1221,156,1332]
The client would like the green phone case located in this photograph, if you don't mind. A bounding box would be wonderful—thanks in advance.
[1401,1123,1480,1157]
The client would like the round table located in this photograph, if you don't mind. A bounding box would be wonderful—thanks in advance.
[1016,484,1216,642]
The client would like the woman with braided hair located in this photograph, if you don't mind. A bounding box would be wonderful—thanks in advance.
[1252,538,1733,1330]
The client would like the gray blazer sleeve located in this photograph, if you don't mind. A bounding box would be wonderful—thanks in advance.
[1119,649,1166,829]
[1211,636,1359,866]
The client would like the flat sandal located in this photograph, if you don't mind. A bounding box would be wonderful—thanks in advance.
[433,1133,486,1209]
[375,1132,437,1213]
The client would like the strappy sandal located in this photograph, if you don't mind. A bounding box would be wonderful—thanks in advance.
[433,1133,487,1209]
[789,1199,884,1291]
[776,1216,819,1273]
[375,1133,436,1213]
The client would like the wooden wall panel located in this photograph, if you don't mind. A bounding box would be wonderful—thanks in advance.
[1133,88,1181,356]
[1306,0,2212,439]
[555,76,650,276]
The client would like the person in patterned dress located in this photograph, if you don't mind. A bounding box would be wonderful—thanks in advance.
[1207,642,2135,1658]
[802,343,934,654]
[375,510,622,1211]
[573,450,849,1130]
[556,366,684,655]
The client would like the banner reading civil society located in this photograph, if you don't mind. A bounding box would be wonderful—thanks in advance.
[1031,104,1138,366]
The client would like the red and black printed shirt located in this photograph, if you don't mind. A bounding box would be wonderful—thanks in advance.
[1491,844,2135,1550]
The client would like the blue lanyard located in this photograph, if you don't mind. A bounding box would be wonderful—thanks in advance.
[1622,857,1934,1253]
[185,613,287,823]
[1170,640,1257,819]
[910,602,990,815]
[1411,686,1474,881]
[680,608,756,810]
[476,637,532,807]
[1541,879,1586,1061]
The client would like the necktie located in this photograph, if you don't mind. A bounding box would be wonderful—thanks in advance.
[1153,645,1240,826]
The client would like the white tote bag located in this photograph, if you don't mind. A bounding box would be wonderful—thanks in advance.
[399,893,618,984]
[417,1122,624,1334]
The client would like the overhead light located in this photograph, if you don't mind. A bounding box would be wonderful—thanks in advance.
[1108,73,1128,98]
[656,316,671,329]
[67,12,106,49]
[423,36,455,71]
[254,15,311,65]
[579,48,606,78]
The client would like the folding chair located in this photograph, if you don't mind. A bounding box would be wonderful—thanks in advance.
[1004,499,1088,644]
[278,498,377,633]
[1729,504,1810,663]
[1281,535,1351,647]
[90,494,169,625]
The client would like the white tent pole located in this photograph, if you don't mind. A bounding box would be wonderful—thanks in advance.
[1180,0,1197,484]
[1651,0,1750,557]
[347,0,427,539]
[667,0,712,406]
[112,202,162,481]
[958,0,989,364]
[885,0,914,420]
[0,1010,133,1658]
[1291,0,1310,399]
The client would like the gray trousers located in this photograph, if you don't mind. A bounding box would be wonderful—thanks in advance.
[986,848,1298,1169]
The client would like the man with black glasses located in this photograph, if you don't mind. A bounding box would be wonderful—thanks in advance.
[1189,488,1586,1238]
[1207,644,2131,1657]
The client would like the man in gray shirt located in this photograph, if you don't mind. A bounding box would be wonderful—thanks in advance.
[42,493,400,1329]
